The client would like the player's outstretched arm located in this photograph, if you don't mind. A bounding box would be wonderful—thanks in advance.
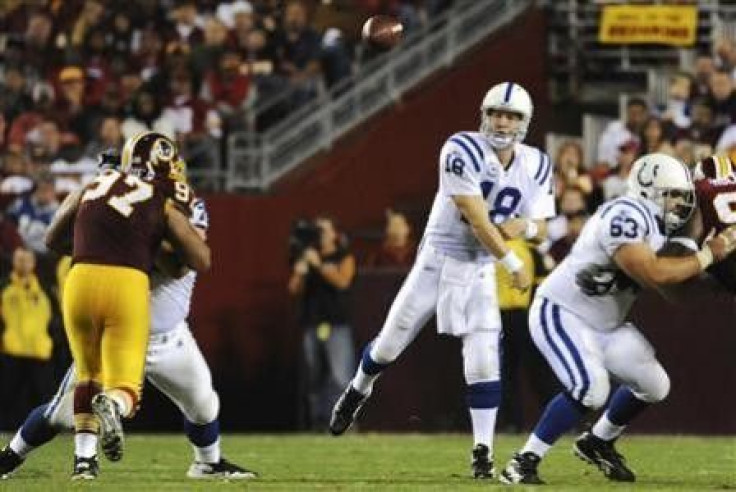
[453,195,531,291]
[614,225,736,288]
[45,190,83,255]
[164,205,211,272]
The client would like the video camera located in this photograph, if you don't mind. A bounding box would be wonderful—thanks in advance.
[289,219,322,264]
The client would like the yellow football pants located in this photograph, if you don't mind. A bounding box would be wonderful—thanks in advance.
[62,263,150,409]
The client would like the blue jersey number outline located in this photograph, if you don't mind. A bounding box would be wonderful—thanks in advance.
[482,181,522,223]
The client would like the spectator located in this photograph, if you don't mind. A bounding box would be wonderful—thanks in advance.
[639,117,674,157]
[707,70,736,129]
[366,209,416,268]
[161,70,222,178]
[0,247,54,429]
[602,140,638,201]
[6,174,59,256]
[0,153,33,198]
[69,0,105,49]
[201,49,254,131]
[678,97,722,149]
[121,90,176,140]
[83,116,125,159]
[287,216,357,431]
[692,54,715,100]
[672,137,699,168]
[6,82,56,153]
[553,140,593,199]
[53,66,96,142]
[169,0,204,48]
[275,0,323,103]
[4,12,59,81]
[1,65,34,124]
[661,72,692,130]
[321,28,353,90]
[25,119,80,166]
[191,17,231,76]
[596,97,648,168]
[106,9,135,63]
[547,186,588,246]
[217,1,255,30]
[0,212,23,275]
[548,209,588,265]
[132,28,165,82]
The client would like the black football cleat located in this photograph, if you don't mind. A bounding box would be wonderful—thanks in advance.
[91,393,124,462]
[71,455,99,480]
[187,458,258,479]
[0,446,23,479]
[329,386,369,436]
[573,432,636,482]
[499,451,545,485]
[471,444,493,479]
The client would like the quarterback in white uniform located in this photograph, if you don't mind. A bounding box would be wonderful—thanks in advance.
[0,199,256,481]
[500,153,736,485]
[330,82,555,478]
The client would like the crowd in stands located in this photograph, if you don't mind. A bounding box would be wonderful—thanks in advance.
[0,0,455,429]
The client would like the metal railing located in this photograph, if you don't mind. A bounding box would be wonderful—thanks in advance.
[226,0,532,191]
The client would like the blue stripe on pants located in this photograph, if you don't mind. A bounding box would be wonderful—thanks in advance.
[540,299,577,392]
[551,303,590,402]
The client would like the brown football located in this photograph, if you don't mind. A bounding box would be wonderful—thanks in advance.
[361,15,403,50]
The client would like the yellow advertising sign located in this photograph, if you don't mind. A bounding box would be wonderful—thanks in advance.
[599,5,697,47]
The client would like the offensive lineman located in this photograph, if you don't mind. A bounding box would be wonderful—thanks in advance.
[500,153,736,485]
[330,82,555,478]
[44,133,210,477]
[0,196,256,480]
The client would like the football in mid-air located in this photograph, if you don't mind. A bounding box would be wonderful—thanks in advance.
[361,15,403,50]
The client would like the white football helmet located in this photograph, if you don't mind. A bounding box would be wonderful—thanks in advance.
[479,82,533,149]
[627,153,696,234]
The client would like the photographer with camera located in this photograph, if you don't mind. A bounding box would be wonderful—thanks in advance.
[287,216,356,431]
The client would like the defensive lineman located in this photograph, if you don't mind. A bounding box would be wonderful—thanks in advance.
[0,199,255,480]
[500,153,736,485]
[330,82,555,478]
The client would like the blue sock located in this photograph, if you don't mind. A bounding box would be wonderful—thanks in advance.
[533,393,588,445]
[184,419,220,447]
[606,386,650,426]
[466,381,502,408]
[361,343,388,376]
[19,404,59,447]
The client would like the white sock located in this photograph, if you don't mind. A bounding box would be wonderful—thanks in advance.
[75,432,98,459]
[193,438,221,464]
[9,433,33,458]
[108,392,130,418]
[592,414,626,441]
[469,407,498,450]
[521,433,552,459]
[351,367,378,395]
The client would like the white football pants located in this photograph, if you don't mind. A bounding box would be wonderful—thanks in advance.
[529,296,670,409]
[45,322,219,428]
[369,245,503,384]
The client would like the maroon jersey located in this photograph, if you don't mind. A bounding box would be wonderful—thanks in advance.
[695,178,736,292]
[72,170,187,273]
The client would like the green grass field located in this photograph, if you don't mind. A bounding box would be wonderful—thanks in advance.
[0,433,733,490]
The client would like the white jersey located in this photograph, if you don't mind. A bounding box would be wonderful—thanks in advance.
[150,270,197,335]
[149,197,209,335]
[423,131,555,261]
[538,196,666,331]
